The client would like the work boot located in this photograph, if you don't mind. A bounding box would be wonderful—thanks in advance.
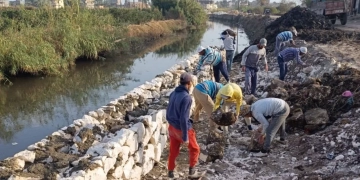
[188,167,203,178]
[168,171,174,179]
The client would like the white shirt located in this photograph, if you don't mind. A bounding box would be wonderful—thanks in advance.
[251,98,286,135]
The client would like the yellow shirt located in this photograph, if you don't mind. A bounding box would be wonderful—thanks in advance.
[213,83,243,116]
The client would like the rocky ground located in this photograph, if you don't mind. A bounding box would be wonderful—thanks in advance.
[144,37,360,179]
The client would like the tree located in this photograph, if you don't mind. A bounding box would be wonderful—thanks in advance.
[301,0,313,7]
[152,0,178,14]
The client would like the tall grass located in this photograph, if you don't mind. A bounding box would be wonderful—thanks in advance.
[0,6,177,81]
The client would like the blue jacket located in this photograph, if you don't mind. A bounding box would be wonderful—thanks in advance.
[195,80,224,100]
[166,85,193,141]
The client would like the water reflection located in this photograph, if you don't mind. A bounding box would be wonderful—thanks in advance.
[0,21,249,160]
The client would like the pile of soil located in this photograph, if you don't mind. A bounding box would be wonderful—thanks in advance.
[233,6,360,62]
[266,67,360,132]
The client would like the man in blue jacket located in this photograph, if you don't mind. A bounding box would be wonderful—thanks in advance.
[166,72,201,179]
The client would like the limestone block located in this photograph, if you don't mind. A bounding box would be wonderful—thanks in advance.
[143,127,152,145]
[103,157,117,174]
[160,135,168,151]
[150,77,163,88]
[134,147,144,164]
[88,111,99,119]
[143,144,155,162]
[96,108,105,118]
[139,81,156,90]
[6,158,25,171]
[151,110,164,130]
[160,123,168,135]
[14,150,36,163]
[142,158,154,176]
[8,175,42,180]
[122,156,135,179]
[119,146,131,166]
[91,156,106,167]
[125,134,138,154]
[86,142,122,157]
[140,115,157,133]
[154,143,162,162]
[129,165,143,180]
[102,105,116,112]
[150,129,161,145]
[162,71,174,79]
[129,122,146,143]
[304,108,329,125]
[110,129,135,146]
[112,165,123,179]
[151,90,161,99]
[83,167,107,179]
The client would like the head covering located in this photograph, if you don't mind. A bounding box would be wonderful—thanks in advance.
[300,47,307,54]
[291,27,297,36]
[239,105,251,117]
[342,90,353,97]
[259,38,267,46]
[180,72,193,84]
[219,84,234,98]
[197,46,205,53]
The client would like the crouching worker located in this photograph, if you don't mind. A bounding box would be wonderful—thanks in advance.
[166,72,201,179]
[195,46,230,83]
[213,83,243,144]
[239,98,290,153]
[193,80,224,131]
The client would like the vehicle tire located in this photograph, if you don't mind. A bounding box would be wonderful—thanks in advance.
[340,13,347,25]
[331,19,336,24]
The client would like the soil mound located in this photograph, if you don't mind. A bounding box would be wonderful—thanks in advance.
[266,67,360,133]
[233,6,360,62]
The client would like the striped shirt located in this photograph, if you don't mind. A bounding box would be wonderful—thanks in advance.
[196,47,222,71]
[195,80,224,99]
[277,31,293,41]
[279,47,304,65]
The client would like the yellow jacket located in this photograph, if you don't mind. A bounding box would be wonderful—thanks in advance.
[213,83,243,116]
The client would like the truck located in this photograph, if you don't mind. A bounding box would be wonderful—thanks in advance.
[310,0,358,25]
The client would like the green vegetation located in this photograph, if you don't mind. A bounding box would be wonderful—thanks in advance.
[152,0,207,27]
[0,0,207,82]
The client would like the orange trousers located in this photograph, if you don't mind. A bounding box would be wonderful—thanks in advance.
[167,125,200,171]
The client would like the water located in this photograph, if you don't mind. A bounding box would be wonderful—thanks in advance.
[0,21,249,160]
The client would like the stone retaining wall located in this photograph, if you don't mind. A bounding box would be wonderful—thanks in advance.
[0,54,213,180]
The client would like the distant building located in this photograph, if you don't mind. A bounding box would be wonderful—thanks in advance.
[10,0,24,6]
[124,2,150,9]
[0,0,9,7]
[52,0,64,8]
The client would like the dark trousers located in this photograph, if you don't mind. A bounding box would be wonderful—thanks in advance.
[245,66,258,95]
[213,61,229,83]
[277,56,288,81]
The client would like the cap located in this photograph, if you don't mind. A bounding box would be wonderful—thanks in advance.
[259,38,267,46]
[180,72,193,84]
[342,90,353,97]
[300,47,307,54]
[197,46,205,53]
[239,105,251,117]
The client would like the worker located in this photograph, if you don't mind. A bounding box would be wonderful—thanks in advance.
[241,38,268,95]
[166,73,202,179]
[238,98,290,153]
[275,27,297,55]
[195,46,229,83]
[220,30,236,72]
[277,47,308,81]
[193,80,224,132]
[213,83,243,144]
